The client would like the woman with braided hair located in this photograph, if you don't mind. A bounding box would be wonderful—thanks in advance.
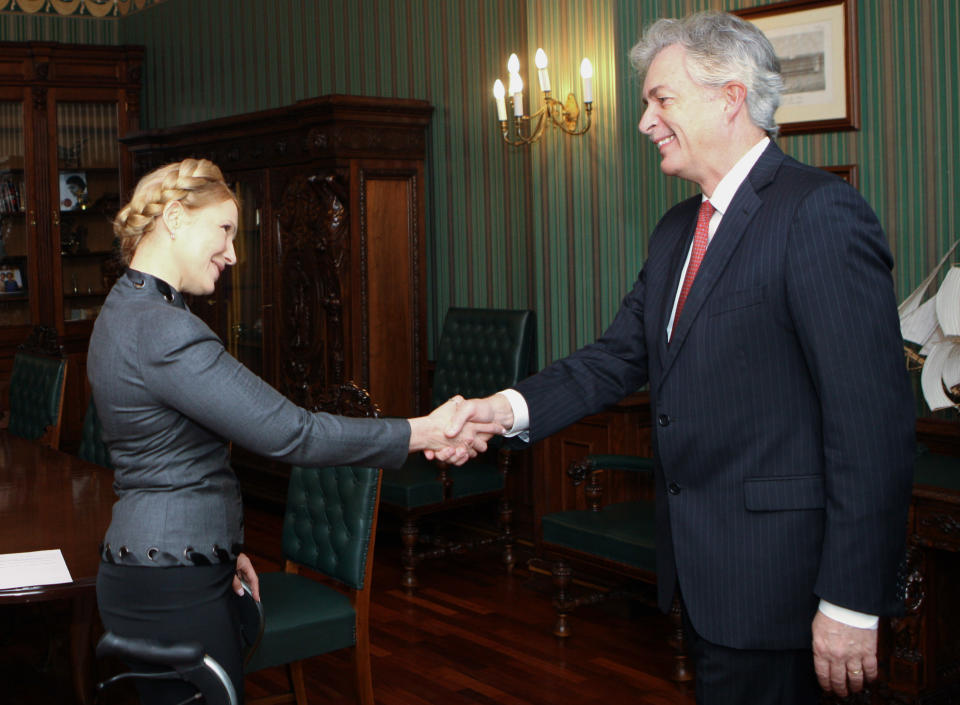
[89,159,498,704]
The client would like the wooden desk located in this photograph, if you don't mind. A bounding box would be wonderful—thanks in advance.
[886,451,960,703]
[0,431,115,704]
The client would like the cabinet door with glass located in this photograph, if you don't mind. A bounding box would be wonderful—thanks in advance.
[0,89,34,335]
[51,87,136,330]
[187,172,270,381]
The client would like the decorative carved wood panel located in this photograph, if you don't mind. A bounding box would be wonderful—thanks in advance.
[276,171,349,409]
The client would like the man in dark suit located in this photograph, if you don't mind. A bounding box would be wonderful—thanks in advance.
[437,11,915,704]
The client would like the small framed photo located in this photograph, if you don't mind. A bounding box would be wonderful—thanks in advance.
[59,171,89,211]
[819,163,858,190]
[735,0,859,135]
[0,265,23,292]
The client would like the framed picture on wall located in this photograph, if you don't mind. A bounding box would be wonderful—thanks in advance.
[819,163,858,189]
[735,0,859,135]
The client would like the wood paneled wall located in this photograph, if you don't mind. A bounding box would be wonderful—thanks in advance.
[2,0,958,378]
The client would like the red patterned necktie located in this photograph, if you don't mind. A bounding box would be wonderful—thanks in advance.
[674,199,715,327]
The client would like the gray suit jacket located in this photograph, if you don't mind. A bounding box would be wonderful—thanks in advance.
[515,142,915,650]
[88,269,410,567]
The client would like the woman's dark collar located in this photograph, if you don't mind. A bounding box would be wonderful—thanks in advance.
[124,269,184,307]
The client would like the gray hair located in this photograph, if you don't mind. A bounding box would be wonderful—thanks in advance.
[629,11,784,137]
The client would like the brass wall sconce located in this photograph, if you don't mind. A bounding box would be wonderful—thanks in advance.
[492,49,594,147]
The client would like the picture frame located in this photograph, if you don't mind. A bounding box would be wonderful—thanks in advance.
[819,163,858,189]
[735,0,859,135]
[0,265,23,293]
[59,171,89,212]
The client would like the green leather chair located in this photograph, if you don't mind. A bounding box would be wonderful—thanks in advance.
[379,307,536,591]
[245,463,383,705]
[245,382,384,705]
[539,453,691,683]
[7,326,67,449]
[77,397,112,469]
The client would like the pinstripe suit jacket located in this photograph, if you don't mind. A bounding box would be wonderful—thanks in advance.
[515,142,915,650]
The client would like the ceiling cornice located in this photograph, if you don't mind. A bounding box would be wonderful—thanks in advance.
[0,0,168,18]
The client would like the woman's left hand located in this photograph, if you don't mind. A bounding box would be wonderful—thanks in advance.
[233,552,260,602]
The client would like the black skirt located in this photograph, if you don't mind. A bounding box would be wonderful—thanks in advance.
[97,561,244,705]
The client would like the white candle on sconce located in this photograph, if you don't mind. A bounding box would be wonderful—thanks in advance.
[512,74,524,117]
[493,79,507,121]
[535,48,550,93]
[507,53,523,117]
[580,58,593,104]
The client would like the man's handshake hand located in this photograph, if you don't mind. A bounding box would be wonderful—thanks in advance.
[421,393,516,464]
[408,395,505,466]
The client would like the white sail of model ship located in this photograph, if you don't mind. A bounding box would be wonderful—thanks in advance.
[899,239,960,411]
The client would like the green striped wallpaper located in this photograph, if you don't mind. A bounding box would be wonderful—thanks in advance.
[0,10,118,42]
[3,0,958,372]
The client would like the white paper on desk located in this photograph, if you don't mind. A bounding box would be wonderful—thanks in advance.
[0,549,73,590]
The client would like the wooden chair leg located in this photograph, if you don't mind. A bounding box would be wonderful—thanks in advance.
[400,517,419,592]
[352,641,374,705]
[551,560,573,638]
[669,594,694,682]
[498,497,515,574]
[289,660,308,705]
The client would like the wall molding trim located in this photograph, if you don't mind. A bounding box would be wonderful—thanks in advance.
[0,0,167,17]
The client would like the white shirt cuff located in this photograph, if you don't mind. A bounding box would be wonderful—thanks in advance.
[818,600,879,630]
[498,388,530,438]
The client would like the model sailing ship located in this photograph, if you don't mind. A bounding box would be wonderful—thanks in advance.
[899,239,960,411]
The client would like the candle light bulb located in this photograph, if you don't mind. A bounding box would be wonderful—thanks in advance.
[507,53,520,75]
[535,48,550,93]
[580,57,593,79]
[493,79,507,122]
[535,48,548,69]
[580,57,594,104]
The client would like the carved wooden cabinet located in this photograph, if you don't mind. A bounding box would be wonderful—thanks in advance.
[0,42,142,448]
[123,95,432,502]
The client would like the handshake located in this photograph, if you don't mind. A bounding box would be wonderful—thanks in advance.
[407,393,516,466]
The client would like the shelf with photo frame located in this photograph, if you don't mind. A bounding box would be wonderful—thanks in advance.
[0,41,142,453]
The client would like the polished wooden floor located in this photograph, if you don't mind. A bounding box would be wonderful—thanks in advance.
[2,501,694,705]
[243,502,695,705]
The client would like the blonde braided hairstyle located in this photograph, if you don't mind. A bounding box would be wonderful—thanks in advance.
[114,158,238,265]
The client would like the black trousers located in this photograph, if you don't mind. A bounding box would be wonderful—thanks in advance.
[97,562,244,705]
[682,602,821,705]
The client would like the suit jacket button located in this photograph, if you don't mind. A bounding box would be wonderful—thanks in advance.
[668,482,681,495]
[657,414,670,427]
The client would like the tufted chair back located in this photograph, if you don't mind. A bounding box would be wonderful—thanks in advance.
[78,397,112,469]
[8,351,67,449]
[281,464,380,589]
[431,308,536,406]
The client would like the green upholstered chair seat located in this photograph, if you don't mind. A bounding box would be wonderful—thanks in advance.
[381,455,503,508]
[380,458,444,508]
[244,571,356,673]
[914,448,960,492]
[541,500,656,572]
